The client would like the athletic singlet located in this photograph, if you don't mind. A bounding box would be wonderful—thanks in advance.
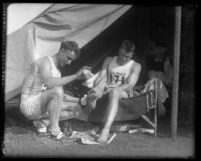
[21,56,61,94]
[107,56,134,87]
[47,56,61,78]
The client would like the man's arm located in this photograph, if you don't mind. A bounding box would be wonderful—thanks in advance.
[93,57,112,87]
[39,58,85,88]
[116,63,141,91]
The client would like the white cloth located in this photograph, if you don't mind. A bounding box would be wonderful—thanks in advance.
[82,72,99,88]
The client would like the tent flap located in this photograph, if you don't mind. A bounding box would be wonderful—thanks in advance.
[6,4,132,101]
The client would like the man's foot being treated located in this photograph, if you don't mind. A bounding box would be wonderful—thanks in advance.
[86,94,97,109]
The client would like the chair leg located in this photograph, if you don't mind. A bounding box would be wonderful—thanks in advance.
[142,115,155,128]
[154,106,157,138]
[142,107,158,138]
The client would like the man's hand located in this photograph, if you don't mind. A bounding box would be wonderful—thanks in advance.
[76,66,91,79]
[82,69,94,80]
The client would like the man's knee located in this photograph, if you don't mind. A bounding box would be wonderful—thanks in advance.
[109,88,120,98]
[108,88,127,100]
[48,87,64,108]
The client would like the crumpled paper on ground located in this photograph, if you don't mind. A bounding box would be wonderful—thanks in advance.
[117,124,154,136]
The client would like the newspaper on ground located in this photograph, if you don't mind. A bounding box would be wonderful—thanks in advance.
[69,130,116,145]
[129,128,154,134]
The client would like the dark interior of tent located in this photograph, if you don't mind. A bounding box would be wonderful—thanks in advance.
[60,6,176,117]
[5,6,194,129]
[61,6,175,83]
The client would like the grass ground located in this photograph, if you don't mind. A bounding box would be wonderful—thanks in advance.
[2,108,195,158]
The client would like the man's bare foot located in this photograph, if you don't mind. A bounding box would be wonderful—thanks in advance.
[86,93,97,101]
[86,94,97,109]
[97,135,108,144]
[97,129,109,144]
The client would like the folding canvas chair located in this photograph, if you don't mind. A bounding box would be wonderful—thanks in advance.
[88,79,160,138]
[141,79,158,138]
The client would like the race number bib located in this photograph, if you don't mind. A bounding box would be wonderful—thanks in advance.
[110,72,125,86]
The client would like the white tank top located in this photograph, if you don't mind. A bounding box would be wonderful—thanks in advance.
[108,56,134,87]
[21,56,61,94]
[48,56,61,78]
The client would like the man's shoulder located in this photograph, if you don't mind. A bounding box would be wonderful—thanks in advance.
[35,56,50,67]
[132,60,141,70]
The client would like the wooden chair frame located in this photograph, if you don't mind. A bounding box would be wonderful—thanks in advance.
[141,80,158,138]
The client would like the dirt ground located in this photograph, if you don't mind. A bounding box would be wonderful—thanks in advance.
[2,108,195,158]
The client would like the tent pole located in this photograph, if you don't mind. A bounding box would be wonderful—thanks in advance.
[171,6,182,140]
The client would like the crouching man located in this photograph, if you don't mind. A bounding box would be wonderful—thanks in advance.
[20,40,90,140]
[86,40,141,143]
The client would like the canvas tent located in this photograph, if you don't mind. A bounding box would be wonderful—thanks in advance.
[5,3,132,101]
[7,3,52,35]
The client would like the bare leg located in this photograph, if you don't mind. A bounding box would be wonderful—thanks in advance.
[97,89,128,143]
[63,93,79,103]
[39,101,83,127]
[40,86,64,132]
[39,111,78,127]
[47,96,62,131]
[62,102,90,121]
[60,102,82,120]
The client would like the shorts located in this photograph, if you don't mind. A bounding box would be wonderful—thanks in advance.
[20,93,42,120]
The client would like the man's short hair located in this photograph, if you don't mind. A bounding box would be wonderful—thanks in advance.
[120,40,135,54]
[60,41,80,57]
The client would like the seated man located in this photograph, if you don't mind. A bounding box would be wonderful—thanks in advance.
[20,40,90,139]
[86,40,141,143]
